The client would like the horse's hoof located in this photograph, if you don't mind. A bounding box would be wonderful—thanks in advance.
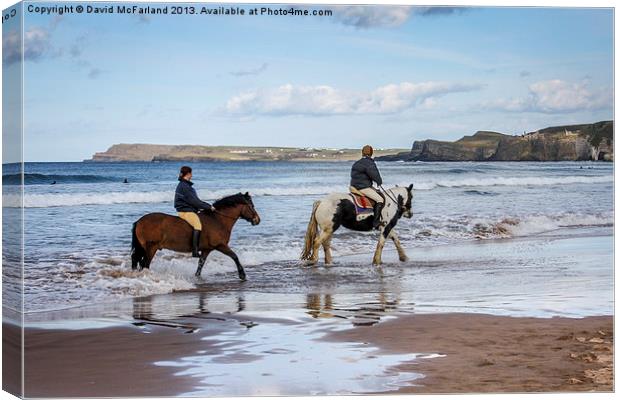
[194,272,201,277]
[239,275,247,281]
[399,256,408,262]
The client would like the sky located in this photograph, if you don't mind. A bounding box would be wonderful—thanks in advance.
[2,3,614,161]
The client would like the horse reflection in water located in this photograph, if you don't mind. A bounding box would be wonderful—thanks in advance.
[305,291,402,326]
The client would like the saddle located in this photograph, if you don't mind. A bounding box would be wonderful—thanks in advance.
[349,187,375,221]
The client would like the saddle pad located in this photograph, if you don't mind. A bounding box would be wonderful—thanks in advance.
[350,193,374,209]
[349,194,374,221]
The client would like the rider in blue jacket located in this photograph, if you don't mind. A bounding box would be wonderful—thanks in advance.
[175,166,215,257]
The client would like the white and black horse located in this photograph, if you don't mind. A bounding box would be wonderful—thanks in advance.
[301,185,413,265]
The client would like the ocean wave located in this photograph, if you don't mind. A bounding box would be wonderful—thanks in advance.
[412,212,613,242]
[2,173,121,186]
[413,175,613,190]
[3,175,611,208]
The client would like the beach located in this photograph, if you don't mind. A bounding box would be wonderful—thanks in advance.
[13,229,614,396]
[18,313,612,397]
[3,160,614,396]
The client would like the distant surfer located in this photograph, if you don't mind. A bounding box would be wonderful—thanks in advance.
[123,178,129,183]
[51,180,56,185]
[174,166,216,257]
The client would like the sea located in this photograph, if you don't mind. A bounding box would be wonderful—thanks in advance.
[1,160,614,319]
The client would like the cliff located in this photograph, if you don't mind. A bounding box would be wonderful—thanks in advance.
[377,121,613,162]
[87,144,407,162]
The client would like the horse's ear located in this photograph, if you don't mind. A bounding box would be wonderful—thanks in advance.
[245,192,249,196]
[408,184,413,191]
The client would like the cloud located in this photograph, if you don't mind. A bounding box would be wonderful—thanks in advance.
[88,68,103,79]
[334,6,412,28]
[414,7,469,16]
[3,27,55,66]
[70,34,88,58]
[230,63,269,77]
[519,70,531,78]
[483,80,612,113]
[226,81,483,116]
[2,31,21,65]
[3,15,66,66]
[138,14,151,24]
[332,6,469,28]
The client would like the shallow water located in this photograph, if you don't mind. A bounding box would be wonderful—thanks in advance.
[26,228,612,325]
[21,228,612,396]
[3,161,613,313]
[155,318,431,396]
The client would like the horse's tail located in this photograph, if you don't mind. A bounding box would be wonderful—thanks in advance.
[131,221,145,270]
[300,201,321,260]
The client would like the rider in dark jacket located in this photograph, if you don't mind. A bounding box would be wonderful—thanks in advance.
[174,166,215,257]
[350,155,383,190]
[175,179,213,212]
[350,145,385,229]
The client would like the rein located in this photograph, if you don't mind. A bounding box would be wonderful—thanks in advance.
[213,209,239,220]
[379,185,398,204]
[210,203,254,221]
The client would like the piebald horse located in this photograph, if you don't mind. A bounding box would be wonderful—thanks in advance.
[131,192,260,280]
[301,185,413,265]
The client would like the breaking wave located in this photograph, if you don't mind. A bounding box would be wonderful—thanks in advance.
[409,212,613,243]
[3,175,612,208]
[3,173,119,185]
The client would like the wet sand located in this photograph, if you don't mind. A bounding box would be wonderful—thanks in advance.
[15,312,613,397]
[327,313,614,393]
[19,312,298,398]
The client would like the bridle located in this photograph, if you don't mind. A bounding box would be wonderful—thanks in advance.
[212,199,258,222]
[379,185,409,215]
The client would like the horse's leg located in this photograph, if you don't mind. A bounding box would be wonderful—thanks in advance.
[389,230,408,262]
[323,233,333,265]
[142,243,158,270]
[372,229,387,265]
[195,250,211,277]
[216,244,246,281]
[310,230,331,265]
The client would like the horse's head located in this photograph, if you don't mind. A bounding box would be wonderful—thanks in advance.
[240,192,261,226]
[213,192,261,225]
[392,184,413,219]
[403,184,413,219]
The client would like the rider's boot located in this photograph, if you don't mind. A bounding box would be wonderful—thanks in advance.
[192,230,201,257]
[372,202,385,229]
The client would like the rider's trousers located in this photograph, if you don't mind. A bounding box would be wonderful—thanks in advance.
[178,212,202,230]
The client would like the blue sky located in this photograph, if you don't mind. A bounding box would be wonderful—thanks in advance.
[3,3,614,161]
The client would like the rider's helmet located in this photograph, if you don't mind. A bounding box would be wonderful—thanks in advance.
[362,145,374,157]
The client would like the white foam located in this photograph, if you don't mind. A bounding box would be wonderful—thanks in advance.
[5,174,612,208]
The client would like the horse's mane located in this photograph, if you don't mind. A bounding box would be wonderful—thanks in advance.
[213,193,248,209]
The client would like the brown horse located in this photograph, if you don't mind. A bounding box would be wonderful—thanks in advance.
[131,192,260,280]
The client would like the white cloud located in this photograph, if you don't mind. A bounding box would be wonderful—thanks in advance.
[332,6,469,28]
[230,62,269,77]
[3,27,55,66]
[333,6,412,28]
[225,81,483,117]
[484,79,612,114]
